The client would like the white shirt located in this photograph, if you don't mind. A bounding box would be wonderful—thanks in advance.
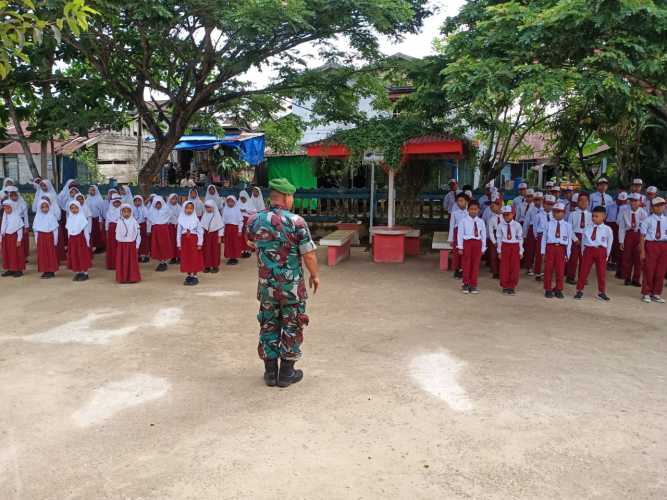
[581,223,613,257]
[568,209,592,235]
[456,215,487,252]
[486,212,503,244]
[176,219,204,247]
[605,203,623,223]
[533,210,554,235]
[640,214,667,242]
[496,220,523,255]
[589,192,614,211]
[448,205,468,242]
[523,205,543,235]
[512,196,530,223]
[443,191,457,213]
[540,219,573,258]
[618,207,648,243]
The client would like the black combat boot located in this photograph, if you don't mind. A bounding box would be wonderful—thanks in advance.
[263,359,278,387]
[277,359,303,388]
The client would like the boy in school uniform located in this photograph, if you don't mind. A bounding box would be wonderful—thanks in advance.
[457,200,486,294]
[448,192,469,279]
[628,178,647,207]
[607,192,627,277]
[523,191,544,275]
[496,205,523,294]
[514,186,533,226]
[645,186,658,208]
[589,178,613,212]
[618,192,648,287]
[541,202,572,299]
[574,206,614,301]
[639,197,667,303]
[485,196,503,279]
[512,183,528,219]
[566,192,592,284]
[533,194,556,280]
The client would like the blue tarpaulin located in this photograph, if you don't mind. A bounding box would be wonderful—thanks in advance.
[146,134,266,165]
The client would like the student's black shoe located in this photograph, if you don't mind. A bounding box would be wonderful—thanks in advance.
[210,267,219,274]
[624,279,632,286]
[190,276,199,285]
[461,285,470,294]
[72,273,81,281]
[631,281,641,288]
[241,251,252,258]
[78,273,89,282]
[12,271,23,278]
[227,259,238,265]
[554,290,565,299]
[169,258,179,264]
[40,272,51,279]
[454,269,463,279]
[545,290,554,298]
[469,287,480,294]
[155,262,168,272]
[2,270,14,277]
[277,359,303,388]
[535,275,543,282]
[203,267,211,273]
[183,276,195,286]
[502,288,510,294]
[94,248,105,254]
[574,291,583,300]
[263,359,278,387]
[508,289,516,295]
[597,293,610,301]
[566,278,577,285]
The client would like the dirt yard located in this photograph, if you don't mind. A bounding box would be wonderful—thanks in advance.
[1,246,666,499]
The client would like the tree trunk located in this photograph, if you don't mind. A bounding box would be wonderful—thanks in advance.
[3,93,40,179]
[138,136,180,195]
[40,140,49,178]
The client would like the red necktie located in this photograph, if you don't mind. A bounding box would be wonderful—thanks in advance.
[657,219,662,240]
[591,226,597,241]
[580,213,585,229]
[556,221,561,238]
[631,212,636,229]
[507,223,512,240]
[474,221,479,238]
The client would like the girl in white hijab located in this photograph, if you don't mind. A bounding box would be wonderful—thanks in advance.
[33,179,59,213]
[238,190,255,258]
[177,200,204,285]
[58,179,79,210]
[205,184,224,213]
[65,200,91,281]
[1,177,16,201]
[105,194,123,270]
[132,195,150,263]
[33,198,60,278]
[1,199,25,277]
[201,199,224,273]
[4,186,30,263]
[86,185,106,253]
[221,195,243,265]
[167,193,181,263]
[146,195,174,271]
[187,187,205,218]
[115,203,142,284]
[250,186,266,212]
[118,184,133,204]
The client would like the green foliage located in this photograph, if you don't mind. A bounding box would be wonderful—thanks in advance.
[260,115,304,154]
[73,146,102,183]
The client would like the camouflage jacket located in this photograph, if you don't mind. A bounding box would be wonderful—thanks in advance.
[246,207,317,304]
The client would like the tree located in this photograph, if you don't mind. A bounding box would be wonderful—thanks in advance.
[260,114,304,154]
[65,0,431,192]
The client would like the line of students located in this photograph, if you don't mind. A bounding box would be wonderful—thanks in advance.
[448,184,667,303]
[0,179,267,287]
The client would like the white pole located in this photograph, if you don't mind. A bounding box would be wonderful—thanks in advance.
[388,168,395,228]
[369,161,375,243]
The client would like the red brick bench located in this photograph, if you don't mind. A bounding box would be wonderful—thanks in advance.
[320,230,356,267]
[432,231,452,271]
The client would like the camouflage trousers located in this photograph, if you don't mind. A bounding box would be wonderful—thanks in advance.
[257,299,309,361]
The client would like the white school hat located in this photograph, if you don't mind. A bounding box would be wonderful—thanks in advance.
[617,192,628,201]
[491,193,502,203]
[550,185,561,192]
[647,186,658,194]
[572,193,579,203]
[545,181,554,188]
[526,188,535,196]
[502,205,513,214]
[518,182,528,189]
[628,192,641,201]
[544,194,556,203]
[632,178,643,185]
[553,202,566,211]
[597,178,609,184]
[464,190,473,198]
[534,191,544,199]
[652,197,665,206]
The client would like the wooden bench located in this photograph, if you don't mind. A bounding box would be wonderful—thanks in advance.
[320,230,356,267]
[432,231,453,271]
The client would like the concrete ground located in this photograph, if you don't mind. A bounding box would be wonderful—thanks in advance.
[1,246,666,500]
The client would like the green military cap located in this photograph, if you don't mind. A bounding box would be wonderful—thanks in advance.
[269,177,296,195]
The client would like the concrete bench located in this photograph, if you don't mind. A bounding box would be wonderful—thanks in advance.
[320,230,356,267]
[405,229,422,256]
[432,231,453,271]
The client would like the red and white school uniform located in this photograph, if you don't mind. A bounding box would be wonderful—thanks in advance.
[87,185,107,251]
[606,201,623,267]
[1,200,25,272]
[522,204,542,270]
[448,205,467,272]
[540,219,572,292]
[486,211,502,277]
[177,203,204,274]
[105,197,122,270]
[133,196,150,259]
[238,190,256,253]
[496,219,523,289]
[222,196,244,260]
[457,215,487,288]
[33,201,60,273]
[115,207,142,283]
[66,201,92,273]
[532,209,553,276]
[4,186,29,262]
[640,214,667,297]
[147,196,174,262]
[618,207,647,284]
[201,200,224,269]
[576,223,613,293]
[167,194,181,258]
[567,208,592,281]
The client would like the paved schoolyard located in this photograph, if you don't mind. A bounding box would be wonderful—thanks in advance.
[1,246,666,499]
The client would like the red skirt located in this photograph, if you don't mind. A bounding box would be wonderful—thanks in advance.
[180,232,204,273]
[139,222,150,256]
[1,232,25,271]
[203,229,221,268]
[106,222,117,269]
[91,217,105,250]
[36,231,59,273]
[22,229,29,262]
[241,216,251,252]
[57,218,67,262]
[150,224,174,261]
[169,224,179,258]
[67,233,92,272]
[223,224,242,259]
[115,241,142,283]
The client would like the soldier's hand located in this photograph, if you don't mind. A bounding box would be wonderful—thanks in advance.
[309,275,320,294]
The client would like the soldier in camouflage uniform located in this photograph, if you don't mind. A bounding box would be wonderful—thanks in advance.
[245,178,320,388]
